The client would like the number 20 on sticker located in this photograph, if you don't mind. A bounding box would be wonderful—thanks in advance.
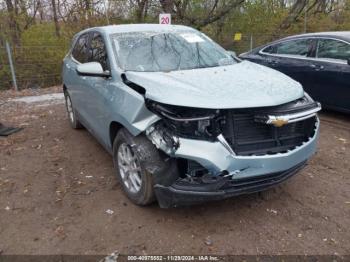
[159,13,171,25]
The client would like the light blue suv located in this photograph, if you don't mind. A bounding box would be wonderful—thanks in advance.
[62,24,321,208]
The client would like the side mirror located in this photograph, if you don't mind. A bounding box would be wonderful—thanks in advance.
[76,62,110,77]
[227,50,237,58]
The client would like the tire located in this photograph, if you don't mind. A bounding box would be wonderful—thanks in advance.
[64,91,83,129]
[113,128,155,206]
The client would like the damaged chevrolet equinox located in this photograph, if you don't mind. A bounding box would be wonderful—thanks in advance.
[62,24,321,208]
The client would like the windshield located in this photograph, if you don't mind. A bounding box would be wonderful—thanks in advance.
[111,31,236,72]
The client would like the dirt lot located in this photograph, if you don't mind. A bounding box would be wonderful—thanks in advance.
[0,87,349,256]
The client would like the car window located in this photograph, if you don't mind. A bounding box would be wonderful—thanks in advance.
[263,39,313,57]
[72,34,89,63]
[316,39,350,61]
[262,45,276,54]
[90,33,109,71]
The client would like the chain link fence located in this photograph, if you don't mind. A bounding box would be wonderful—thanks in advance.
[228,33,289,54]
[0,43,69,90]
[0,46,12,89]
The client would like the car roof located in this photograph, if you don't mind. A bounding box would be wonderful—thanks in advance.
[244,31,350,54]
[280,31,350,42]
[78,24,195,36]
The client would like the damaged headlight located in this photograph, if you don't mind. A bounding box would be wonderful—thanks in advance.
[145,100,223,140]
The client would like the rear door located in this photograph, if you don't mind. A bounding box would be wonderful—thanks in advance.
[307,38,350,111]
[67,33,90,120]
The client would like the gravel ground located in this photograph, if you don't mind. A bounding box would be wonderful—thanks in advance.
[0,87,349,256]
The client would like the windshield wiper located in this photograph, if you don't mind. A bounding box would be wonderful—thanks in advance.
[196,64,219,69]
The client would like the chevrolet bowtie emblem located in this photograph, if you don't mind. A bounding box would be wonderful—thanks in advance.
[262,104,322,127]
[271,118,289,127]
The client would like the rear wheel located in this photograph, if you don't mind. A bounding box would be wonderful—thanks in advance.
[64,91,82,129]
[113,128,155,205]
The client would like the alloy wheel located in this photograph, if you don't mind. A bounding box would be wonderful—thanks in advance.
[117,143,142,194]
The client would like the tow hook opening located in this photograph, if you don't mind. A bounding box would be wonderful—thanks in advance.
[177,159,244,182]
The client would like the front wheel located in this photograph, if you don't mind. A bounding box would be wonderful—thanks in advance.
[113,128,155,206]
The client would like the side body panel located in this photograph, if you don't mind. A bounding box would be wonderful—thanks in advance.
[304,59,350,109]
[250,53,316,90]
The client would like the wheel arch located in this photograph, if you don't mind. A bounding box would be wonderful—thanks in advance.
[109,121,124,148]
[109,117,158,149]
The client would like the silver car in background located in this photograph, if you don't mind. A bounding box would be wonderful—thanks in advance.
[62,24,321,208]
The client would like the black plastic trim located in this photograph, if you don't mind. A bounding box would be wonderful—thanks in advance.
[154,161,306,208]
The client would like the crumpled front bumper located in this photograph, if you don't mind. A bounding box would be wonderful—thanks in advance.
[173,118,319,178]
[153,119,319,208]
[155,161,306,208]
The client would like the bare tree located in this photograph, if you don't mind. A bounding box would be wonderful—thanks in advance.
[159,0,244,29]
[51,0,60,36]
[84,0,92,26]
[134,0,149,22]
[37,0,45,23]
[279,0,308,31]
[159,0,173,13]
[272,0,334,37]
[23,0,41,30]
[5,0,21,45]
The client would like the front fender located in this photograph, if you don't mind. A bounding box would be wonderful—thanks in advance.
[107,82,160,136]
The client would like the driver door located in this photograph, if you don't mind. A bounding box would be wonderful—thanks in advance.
[82,32,112,147]
[259,38,316,89]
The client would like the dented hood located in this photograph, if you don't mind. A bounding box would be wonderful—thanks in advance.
[124,61,304,109]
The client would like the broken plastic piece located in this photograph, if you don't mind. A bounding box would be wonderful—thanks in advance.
[0,123,22,136]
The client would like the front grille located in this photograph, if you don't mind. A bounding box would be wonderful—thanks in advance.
[222,111,317,156]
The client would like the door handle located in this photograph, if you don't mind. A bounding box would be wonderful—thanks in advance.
[310,64,324,70]
[267,59,279,66]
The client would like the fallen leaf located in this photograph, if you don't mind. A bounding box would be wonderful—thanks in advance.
[106,209,114,215]
[267,208,278,215]
[338,138,347,143]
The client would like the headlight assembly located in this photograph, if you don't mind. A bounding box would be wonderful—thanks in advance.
[145,100,222,140]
